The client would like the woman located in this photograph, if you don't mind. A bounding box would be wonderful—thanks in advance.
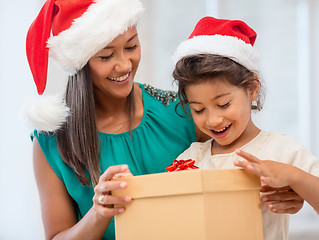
[27,0,204,239]
[26,1,303,239]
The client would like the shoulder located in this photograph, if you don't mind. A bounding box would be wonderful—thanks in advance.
[32,129,57,144]
[140,82,194,125]
[140,83,192,119]
[259,131,319,174]
[141,83,178,106]
[261,131,305,149]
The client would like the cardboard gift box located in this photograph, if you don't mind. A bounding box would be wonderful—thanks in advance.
[112,169,263,240]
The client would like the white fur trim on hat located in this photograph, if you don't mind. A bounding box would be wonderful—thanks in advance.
[47,0,144,75]
[24,94,70,132]
[172,35,260,74]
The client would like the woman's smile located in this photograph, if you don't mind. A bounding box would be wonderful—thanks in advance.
[107,71,132,86]
[107,72,130,82]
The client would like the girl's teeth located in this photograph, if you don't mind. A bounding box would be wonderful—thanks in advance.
[108,73,129,82]
[213,124,230,133]
[215,127,226,132]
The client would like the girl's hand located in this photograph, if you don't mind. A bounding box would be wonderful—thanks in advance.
[92,165,132,218]
[234,149,295,187]
[234,149,304,214]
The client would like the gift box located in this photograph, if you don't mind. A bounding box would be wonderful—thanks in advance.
[112,169,263,240]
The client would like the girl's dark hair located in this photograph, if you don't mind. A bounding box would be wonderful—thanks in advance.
[173,54,264,114]
[56,64,135,186]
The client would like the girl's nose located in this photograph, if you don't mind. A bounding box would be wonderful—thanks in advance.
[205,112,223,129]
[114,53,132,73]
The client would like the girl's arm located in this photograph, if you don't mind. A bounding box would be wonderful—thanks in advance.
[33,138,131,240]
[234,149,319,213]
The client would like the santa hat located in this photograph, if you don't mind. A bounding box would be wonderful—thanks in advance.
[172,16,259,74]
[25,0,144,132]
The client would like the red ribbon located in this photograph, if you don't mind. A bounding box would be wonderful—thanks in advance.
[165,159,199,172]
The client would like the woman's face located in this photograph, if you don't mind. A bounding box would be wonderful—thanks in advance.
[88,26,141,100]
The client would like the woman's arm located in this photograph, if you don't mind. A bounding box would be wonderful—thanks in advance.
[234,149,319,213]
[33,138,131,240]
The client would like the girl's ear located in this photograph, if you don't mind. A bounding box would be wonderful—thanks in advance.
[249,76,260,102]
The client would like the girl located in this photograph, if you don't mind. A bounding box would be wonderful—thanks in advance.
[172,16,319,240]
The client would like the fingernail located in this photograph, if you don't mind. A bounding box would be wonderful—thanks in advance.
[118,208,125,213]
[121,165,128,171]
[120,182,127,188]
[267,204,273,209]
[124,197,132,202]
[262,196,268,202]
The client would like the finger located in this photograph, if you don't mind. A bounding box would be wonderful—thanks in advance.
[267,204,301,214]
[113,172,133,179]
[260,185,293,192]
[261,191,304,202]
[233,159,250,168]
[266,201,304,214]
[99,205,126,216]
[234,159,264,177]
[99,165,129,182]
[94,194,132,206]
[95,180,128,194]
[235,149,261,163]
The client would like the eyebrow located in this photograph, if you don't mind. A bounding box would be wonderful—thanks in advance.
[103,34,138,49]
[188,93,231,104]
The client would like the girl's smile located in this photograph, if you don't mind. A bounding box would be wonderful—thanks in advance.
[210,123,232,139]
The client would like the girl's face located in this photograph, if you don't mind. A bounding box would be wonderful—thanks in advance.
[185,79,259,151]
[88,26,141,100]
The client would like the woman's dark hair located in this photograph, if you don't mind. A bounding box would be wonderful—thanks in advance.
[173,54,264,115]
[56,64,135,186]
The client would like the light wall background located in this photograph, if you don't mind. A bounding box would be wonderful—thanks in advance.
[0,0,318,239]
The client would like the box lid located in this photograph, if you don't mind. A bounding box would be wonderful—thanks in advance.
[112,169,260,199]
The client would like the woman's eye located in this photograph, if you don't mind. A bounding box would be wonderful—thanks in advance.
[218,102,230,108]
[99,54,113,61]
[126,45,138,50]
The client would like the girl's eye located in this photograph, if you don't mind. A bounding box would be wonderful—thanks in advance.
[126,45,138,50]
[193,108,205,114]
[99,54,113,61]
[218,102,230,108]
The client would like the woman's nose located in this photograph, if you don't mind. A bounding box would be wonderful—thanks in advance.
[114,53,132,73]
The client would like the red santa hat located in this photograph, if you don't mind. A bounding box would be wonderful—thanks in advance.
[25,0,144,132]
[172,16,259,74]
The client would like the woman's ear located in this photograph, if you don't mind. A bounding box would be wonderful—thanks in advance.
[249,76,260,102]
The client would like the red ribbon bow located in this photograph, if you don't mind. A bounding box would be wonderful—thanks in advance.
[165,159,199,172]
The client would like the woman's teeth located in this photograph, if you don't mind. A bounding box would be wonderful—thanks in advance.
[108,73,129,82]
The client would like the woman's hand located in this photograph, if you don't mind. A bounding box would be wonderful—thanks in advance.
[92,165,132,218]
[260,185,304,214]
[234,149,304,214]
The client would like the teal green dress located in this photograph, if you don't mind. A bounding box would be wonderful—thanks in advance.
[33,83,196,239]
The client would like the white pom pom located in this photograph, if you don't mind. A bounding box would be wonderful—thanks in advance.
[23,94,70,132]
